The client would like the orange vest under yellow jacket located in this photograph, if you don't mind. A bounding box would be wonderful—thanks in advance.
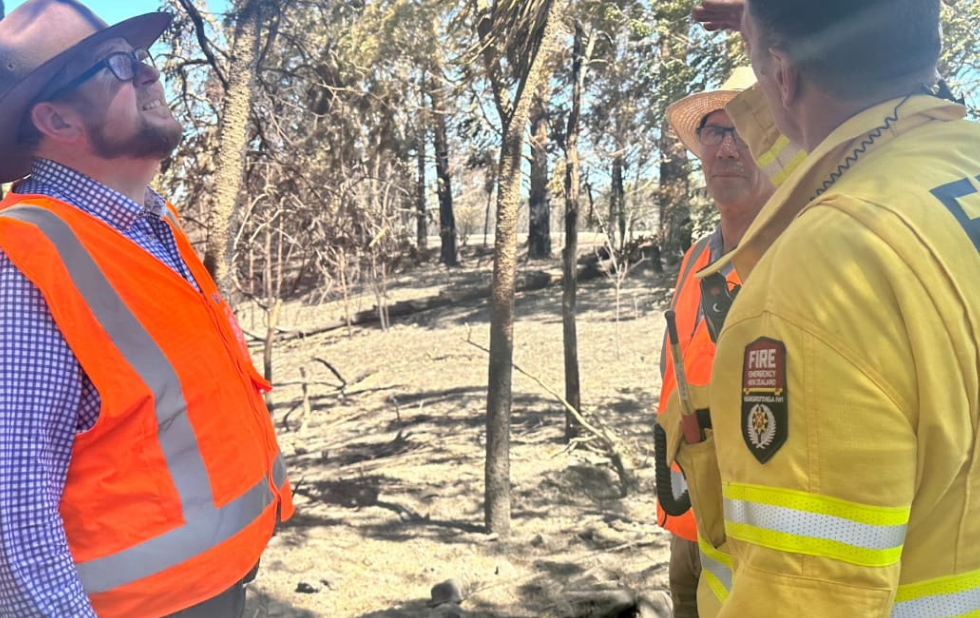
[657,236,740,542]
[0,193,295,618]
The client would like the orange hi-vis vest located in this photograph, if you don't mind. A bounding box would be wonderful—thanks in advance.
[0,193,295,618]
[656,235,740,542]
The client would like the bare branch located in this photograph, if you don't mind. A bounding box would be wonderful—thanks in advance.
[175,0,229,91]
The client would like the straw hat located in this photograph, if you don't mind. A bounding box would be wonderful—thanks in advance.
[0,0,172,183]
[665,66,757,159]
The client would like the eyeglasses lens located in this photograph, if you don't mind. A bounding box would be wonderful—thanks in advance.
[699,127,746,148]
[107,55,135,81]
[106,50,152,81]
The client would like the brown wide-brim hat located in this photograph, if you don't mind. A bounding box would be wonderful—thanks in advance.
[665,66,757,160]
[0,0,172,183]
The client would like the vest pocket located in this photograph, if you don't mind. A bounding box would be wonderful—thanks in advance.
[677,430,726,549]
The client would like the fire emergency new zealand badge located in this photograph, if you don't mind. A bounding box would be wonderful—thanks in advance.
[741,338,788,463]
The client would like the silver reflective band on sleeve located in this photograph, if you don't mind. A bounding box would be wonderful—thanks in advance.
[698,537,733,604]
[699,548,732,597]
[1,206,281,593]
[724,498,907,551]
[891,580,980,618]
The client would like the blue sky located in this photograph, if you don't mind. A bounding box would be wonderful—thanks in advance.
[6,0,228,24]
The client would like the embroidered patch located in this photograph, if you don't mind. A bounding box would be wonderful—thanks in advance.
[741,338,788,463]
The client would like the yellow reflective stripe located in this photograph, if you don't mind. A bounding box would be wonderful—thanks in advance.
[724,483,910,526]
[770,150,808,186]
[698,536,732,603]
[755,134,807,187]
[725,521,903,567]
[755,134,791,167]
[892,568,980,618]
[723,483,909,568]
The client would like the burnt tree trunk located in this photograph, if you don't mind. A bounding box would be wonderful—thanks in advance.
[430,82,458,267]
[483,183,494,247]
[485,126,520,537]
[585,180,595,228]
[203,0,266,298]
[527,82,551,259]
[416,72,429,255]
[561,22,590,442]
[610,154,626,251]
[659,124,691,259]
[481,0,565,538]
[657,22,692,262]
[416,133,427,254]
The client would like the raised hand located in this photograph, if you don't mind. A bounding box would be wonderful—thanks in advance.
[691,0,745,32]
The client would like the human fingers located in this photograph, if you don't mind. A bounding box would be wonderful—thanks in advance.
[691,0,744,32]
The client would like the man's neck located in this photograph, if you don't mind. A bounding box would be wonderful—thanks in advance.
[719,208,757,254]
[798,76,933,152]
[85,159,158,203]
[718,188,773,254]
[33,151,158,203]
[800,94,875,152]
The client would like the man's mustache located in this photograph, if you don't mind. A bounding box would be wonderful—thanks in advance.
[711,164,749,177]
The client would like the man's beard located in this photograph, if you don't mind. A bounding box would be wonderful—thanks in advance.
[86,115,183,161]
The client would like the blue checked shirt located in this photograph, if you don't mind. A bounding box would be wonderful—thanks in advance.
[0,159,198,617]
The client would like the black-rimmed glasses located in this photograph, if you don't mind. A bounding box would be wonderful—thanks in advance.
[696,125,748,148]
[46,49,154,100]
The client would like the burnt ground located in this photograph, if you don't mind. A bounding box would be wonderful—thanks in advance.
[238,246,679,618]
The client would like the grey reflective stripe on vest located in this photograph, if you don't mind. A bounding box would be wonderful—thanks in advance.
[273,451,287,488]
[670,469,689,500]
[660,236,712,378]
[672,236,712,311]
[0,206,284,593]
[162,206,181,231]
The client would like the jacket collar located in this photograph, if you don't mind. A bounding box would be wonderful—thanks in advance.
[699,94,966,280]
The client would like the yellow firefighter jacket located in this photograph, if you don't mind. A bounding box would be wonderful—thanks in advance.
[662,93,980,617]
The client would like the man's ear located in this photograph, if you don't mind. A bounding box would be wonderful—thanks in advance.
[29,102,84,143]
[768,47,801,108]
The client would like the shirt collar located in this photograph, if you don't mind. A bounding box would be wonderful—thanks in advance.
[698,95,966,281]
[707,227,726,263]
[706,226,736,277]
[13,158,167,231]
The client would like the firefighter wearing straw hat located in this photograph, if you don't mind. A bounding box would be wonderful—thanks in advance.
[0,1,293,616]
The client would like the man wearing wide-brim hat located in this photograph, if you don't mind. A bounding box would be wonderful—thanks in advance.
[654,66,774,618]
[0,2,294,617]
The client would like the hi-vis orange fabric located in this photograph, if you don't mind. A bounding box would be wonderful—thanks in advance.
[657,236,740,542]
[0,193,295,618]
